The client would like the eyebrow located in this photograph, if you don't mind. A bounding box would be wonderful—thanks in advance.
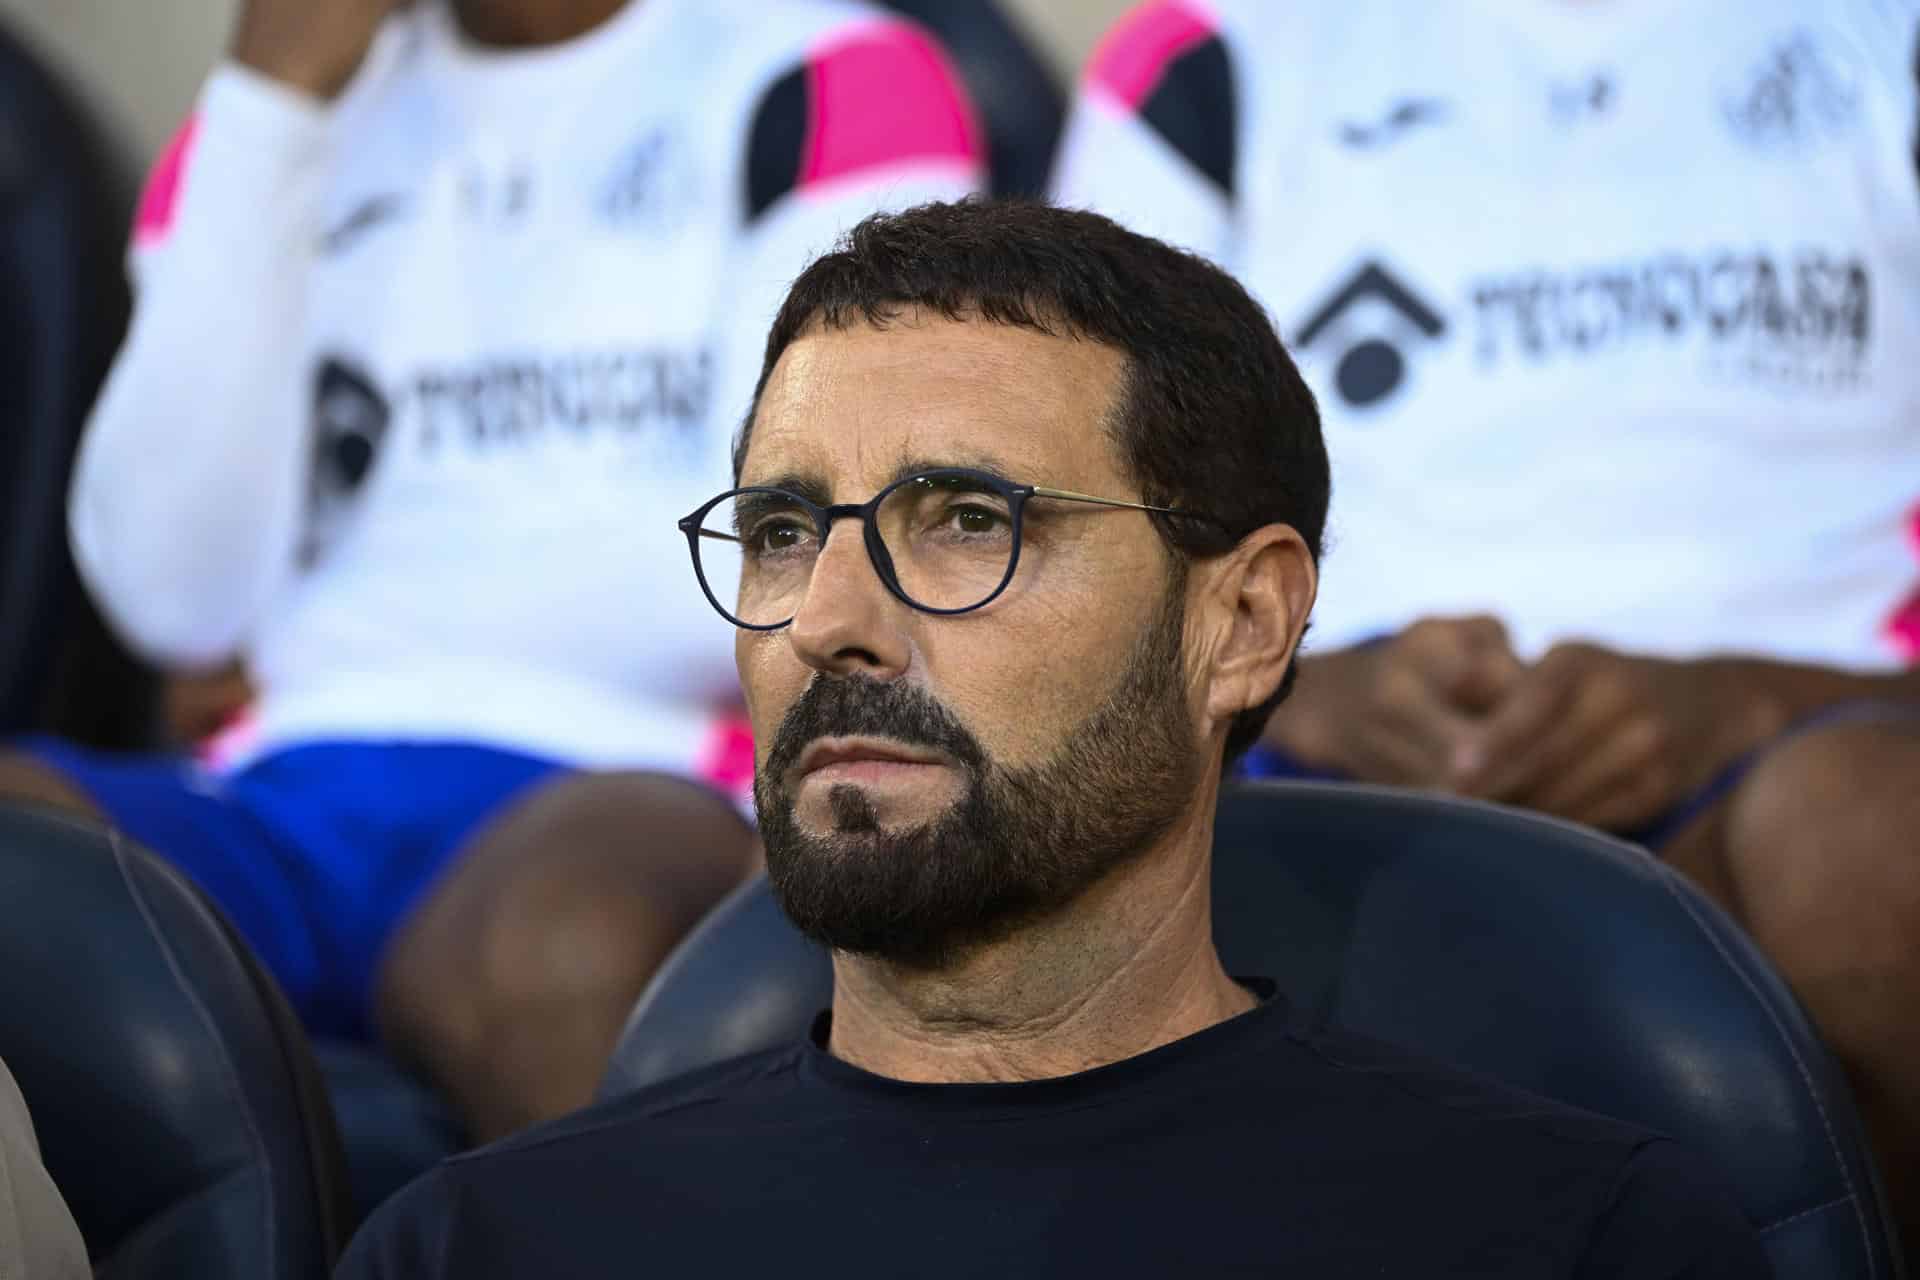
[742,453,1028,507]
[885,454,1019,488]
[743,471,834,508]
[727,488,813,536]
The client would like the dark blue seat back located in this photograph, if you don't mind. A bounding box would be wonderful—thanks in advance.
[0,804,352,1279]
[0,19,133,737]
[603,780,1902,1280]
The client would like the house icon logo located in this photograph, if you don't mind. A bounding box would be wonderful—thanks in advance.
[1295,262,1447,410]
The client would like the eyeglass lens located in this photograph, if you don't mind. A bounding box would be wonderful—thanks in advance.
[693,472,1016,627]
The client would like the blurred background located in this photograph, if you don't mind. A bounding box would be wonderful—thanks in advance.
[0,4,1914,1271]
[0,0,1126,749]
[0,0,1124,170]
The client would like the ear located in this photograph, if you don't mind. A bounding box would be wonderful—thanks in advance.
[1194,524,1317,731]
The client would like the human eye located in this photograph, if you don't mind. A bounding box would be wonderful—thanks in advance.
[903,491,1013,554]
[937,499,1012,539]
[743,514,816,557]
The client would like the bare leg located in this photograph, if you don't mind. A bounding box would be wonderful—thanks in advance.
[1667,720,1920,1245]
[374,771,759,1142]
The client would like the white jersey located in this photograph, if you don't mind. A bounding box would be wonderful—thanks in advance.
[72,0,983,774]
[1056,0,1920,671]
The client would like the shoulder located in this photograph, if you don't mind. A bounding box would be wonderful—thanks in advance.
[691,0,981,220]
[1262,1019,1670,1159]
[1078,0,1359,109]
[1575,1140,1770,1276]
[1244,1021,1764,1260]
[458,1042,808,1171]
[1076,2,1238,198]
[1081,2,1235,117]
[335,1045,811,1276]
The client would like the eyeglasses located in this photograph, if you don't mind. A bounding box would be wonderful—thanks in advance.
[678,467,1228,631]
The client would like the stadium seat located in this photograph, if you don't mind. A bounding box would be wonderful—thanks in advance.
[313,1040,465,1224]
[0,18,151,746]
[0,803,353,1278]
[877,0,1063,197]
[602,779,1904,1280]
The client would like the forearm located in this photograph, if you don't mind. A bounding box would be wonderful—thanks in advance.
[1690,653,1920,756]
[69,64,328,666]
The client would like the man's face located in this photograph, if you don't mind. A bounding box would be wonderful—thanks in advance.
[737,314,1207,968]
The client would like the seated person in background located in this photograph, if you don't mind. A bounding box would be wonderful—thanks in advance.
[0,0,983,1141]
[336,200,1765,1279]
[0,1057,87,1280]
[161,661,255,752]
[1054,0,1920,1229]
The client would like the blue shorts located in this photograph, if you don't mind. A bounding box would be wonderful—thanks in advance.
[12,737,566,1041]
[1240,700,1919,852]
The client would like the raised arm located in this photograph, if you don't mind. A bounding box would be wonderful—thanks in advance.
[67,0,397,667]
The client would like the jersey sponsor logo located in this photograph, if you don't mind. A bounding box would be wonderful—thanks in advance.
[304,357,391,566]
[1721,29,1860,151]
[1471,249,1870,390]
[319,194,412,257]
[1296,248,1872,411]
[458,161,536,227]
[410,346,715,453]
[598,127,697,234]
[1548,72,1615,127]
[1294,262,1447,409]
[1335,98,1450,150]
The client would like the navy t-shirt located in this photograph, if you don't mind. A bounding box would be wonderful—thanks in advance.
[336,984,1767,1277]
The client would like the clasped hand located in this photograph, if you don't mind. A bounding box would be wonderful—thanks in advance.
[1281,617,1776,832]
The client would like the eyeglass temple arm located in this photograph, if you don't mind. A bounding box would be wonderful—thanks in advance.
[1028,485,1213,523]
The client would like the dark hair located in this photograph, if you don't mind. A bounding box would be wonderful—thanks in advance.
[740,199,1329,765]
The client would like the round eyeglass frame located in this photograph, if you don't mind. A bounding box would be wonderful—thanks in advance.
[676,466,1227,631]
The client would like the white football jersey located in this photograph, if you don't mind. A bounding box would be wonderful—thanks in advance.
[1056,0,1920,671]
[71,0,984,774]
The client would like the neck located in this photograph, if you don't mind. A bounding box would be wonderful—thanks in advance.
[826,776,1254,1084]
[450,0,631,48]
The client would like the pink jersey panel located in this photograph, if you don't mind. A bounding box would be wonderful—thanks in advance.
[801,21,983,190]
[134,115,201,250]
[696,713,758,806]
[1884,504,1920,662]
[1086,2,1217,111]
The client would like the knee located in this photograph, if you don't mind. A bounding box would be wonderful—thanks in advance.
[378,772,756,1074]
[0,752,96,817]
[1723,720,1920,980]
[467,885,678,1044]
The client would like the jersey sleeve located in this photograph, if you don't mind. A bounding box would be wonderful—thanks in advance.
[66,63,331,667]
[1572,1141,1771,1279]
[717,16,986,468]
[1050,0,1239,263]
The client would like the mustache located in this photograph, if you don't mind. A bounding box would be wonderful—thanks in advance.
[763,676,987,783]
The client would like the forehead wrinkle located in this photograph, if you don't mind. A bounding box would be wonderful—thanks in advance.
[743,318,1129,496]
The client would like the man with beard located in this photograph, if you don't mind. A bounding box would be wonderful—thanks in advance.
[2,0,983,1143]
[335,201,1765,1278]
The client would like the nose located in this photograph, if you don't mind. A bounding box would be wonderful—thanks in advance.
[785,519,911,680]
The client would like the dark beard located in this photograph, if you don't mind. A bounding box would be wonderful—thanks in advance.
[755,590,1200,970]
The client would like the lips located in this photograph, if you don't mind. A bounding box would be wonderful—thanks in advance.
[792,737,950,784]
